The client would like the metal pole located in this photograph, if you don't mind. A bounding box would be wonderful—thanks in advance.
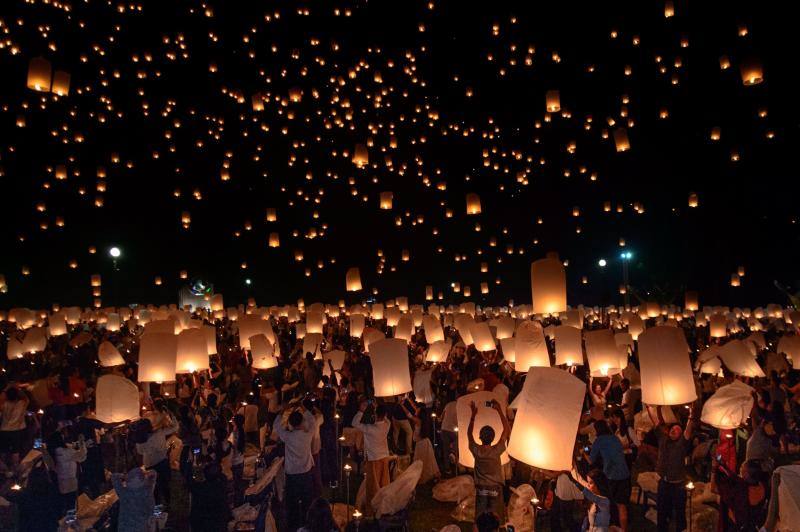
[622,258,630,307]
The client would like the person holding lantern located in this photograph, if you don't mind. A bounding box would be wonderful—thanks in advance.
[467,398,510,522]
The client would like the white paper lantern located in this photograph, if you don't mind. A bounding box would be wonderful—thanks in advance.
[303,332,324,358]
[700,380,754,429]
[323,349,346,377]
[530,258,567,315]
[777,336,800,363]
[203,325,217,355]
[176,329,210,373]
[346,267,363,292]
[395,315,414,342]
[425,339,451,363]
[456,390,509,468]
[237,315,269,351]
[138,332,178,382]
[470,322,497,352]
[508,367,585,471]
[22,327,48,353]
[95,375,140,424]
[453,314,475,346]
[349,313,365,337]
[514,321,550,371]
[499,337,516,363]
[584,329,622,376]
[363,327,385,352]
[718,340,765,378]
[49,312,68,336]
[554,325,583,366]
[638,326,696,405]
[369,338,412,397]
[422,315,444,344]
[413,369,435,405]
[710,314,728,338]
[250,334,278,369]
[98,341,125,367]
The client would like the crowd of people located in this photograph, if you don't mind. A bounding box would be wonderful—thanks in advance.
[0,303,798,532]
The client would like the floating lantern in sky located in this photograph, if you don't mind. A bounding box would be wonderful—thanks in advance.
[379,191,393,210]
[740,57,764,85]
[700,380,754,429]
[27,57,52,92]
[508,367,585,471]
[250,334,278,369]
[685,291,699,312]
[466,193,482,215]
[545,90,561,113]
[613,128,630,152]
[585,329,622,376]
[638,326,696,405]
[98,341,125,367]
[176,328,210,373]
[353,143,369,168]
[554,325,583,366]
[530,257,567,315]
[514,321,551,371]
[346,267,362,292]
[470,321,496,352]
[51,70,70,96]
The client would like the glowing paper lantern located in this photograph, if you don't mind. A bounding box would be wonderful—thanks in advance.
[684,291,699,312]
[369,338,412,397]
[138,332,178,382]
[718,340,765,378]
[306,310,324,334]
[613,128,630,152]
[466,193,482,215]
[584,329,622,376]
[346,267,362,292]
[95,375,140,424]
[508,367,585,471]
[250,334,277,369]
[470,322,496,352]
[700,380,754,430]
[425,339,451,363]
[51,70,70,96]
[530,258,567,315]
[268,233,280,247]
[176,329,210,373]
[210,294,224,312]
[495,316,515,340]
[353,143,369,168]
[49,312,67,336]
[710,314,727,338]
[422,315,444,343]
[453,314,475,346]
[27,57,52,92]
[554,325,583,366]
[740,57,764,86]
[322,349,346,377]
[545,90,561,113]
[350,313,365,337]
[413,369,435,405]
[514,321,550,371]
[98,341,125,367]
[22,327,48,353]
[456,390,509,468]
[379,191,393,209]
[638,326,696,405]
[500,337,516,363]
[363,328,385,352]
[303,332,324,358]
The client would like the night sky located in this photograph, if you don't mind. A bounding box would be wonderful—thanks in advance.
[1,0,799,309]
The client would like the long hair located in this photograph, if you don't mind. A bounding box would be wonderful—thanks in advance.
[304,498,337,532]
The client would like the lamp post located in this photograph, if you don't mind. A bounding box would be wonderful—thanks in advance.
[686,481,695,532]
[620,251,633,307]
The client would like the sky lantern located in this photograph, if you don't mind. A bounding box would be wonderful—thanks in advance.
[268,232,280,247]
[585,329,622,376]
[495,316,515,339]
[554,325,583,366]
[369,338,412,397]
[49,312,68,336]
[210,293,224,312]
[508,367,584,471]
[350,313,365,337]
[645,301,661,318]
[27,57,52,92]
[353,143,369,168]
[426,339,451,363]
[740,57,764,85]
[710,313,728,338]
[664,0,675,17]
[95,375,140,424]
[303,332,324,358]
[425,285,434,301]
[514,321,550,371]
[730,273,741,287]
[530,257,567,315]
[638,326,696,405]
[685,291,699,311]
[176,328,210,373]
[470,321,496,352]
[395,314,414,342]
[700,380,754,429]
[718,340,766,377]
[379,191,393,209]
[98,341,125,366]
[688,193,699,208]
[466,193,482,215]
[138,332,178,383]
[613,128,630,152]
[423,314,444,343]
[545,90,561,113]
[456,390,510,468]
[51,70,71,96]
[250,334,278,369]
[346,267,362,291]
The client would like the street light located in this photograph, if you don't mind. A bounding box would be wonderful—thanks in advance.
[620,251,633,306]
[109,246,121,271]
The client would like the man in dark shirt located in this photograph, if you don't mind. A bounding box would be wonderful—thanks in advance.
[648,405,695,532]
[468,399,511,523]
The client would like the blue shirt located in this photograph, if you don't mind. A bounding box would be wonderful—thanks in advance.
[589,434,630,481]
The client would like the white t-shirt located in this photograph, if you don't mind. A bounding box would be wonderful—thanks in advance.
[272,410,316,475]
[1,398,28,431]
[351,411,391,461]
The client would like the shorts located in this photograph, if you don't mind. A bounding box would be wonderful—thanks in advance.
[608,477,632,505]
[0,429,26,454]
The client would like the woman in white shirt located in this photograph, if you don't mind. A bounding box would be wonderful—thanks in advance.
[0,386,30,469]
[47,431,87,515]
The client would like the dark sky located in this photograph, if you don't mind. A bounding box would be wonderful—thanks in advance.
[1,0,799,309]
